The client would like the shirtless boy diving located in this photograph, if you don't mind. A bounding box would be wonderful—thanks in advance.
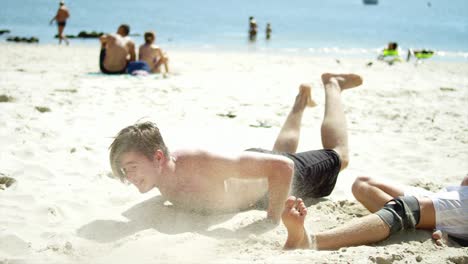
[109,73,363,223]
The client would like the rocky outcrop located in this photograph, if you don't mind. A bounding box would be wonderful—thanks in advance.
[6,36,39,43]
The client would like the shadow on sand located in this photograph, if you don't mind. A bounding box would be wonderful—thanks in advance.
[77,195,277,243]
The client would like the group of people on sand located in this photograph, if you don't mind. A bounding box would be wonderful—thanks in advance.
[378,42,435,64]
[108,73,467,250]
[99,24,169,75]
[50,2,169,75]
[49,0,466,250]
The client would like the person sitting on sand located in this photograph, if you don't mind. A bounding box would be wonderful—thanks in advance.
[281,175,468,250]
[138,31,169,74]
[99,24,136,74]
[108,73,363,223]
[49,1,70,45]
[377,42,401,65]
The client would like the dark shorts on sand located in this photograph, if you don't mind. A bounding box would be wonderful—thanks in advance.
[246,148,341,198]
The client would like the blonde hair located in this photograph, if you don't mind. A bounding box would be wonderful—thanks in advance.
[109,121,168,181]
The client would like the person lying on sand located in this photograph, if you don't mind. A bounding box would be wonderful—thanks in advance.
[99,24,136,74]
[282,176,468,249]
[108,73,363,223]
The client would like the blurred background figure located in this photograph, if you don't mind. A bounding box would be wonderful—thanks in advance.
[248,16,258,41]
[266,23,272,40]
[377,42,401,65]
[139,31,170,74]
[49,1,70,45]
[99,24,136,74]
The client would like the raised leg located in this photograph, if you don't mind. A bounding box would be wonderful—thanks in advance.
[352,176,405,212]
[154,57,169,73]
[273,84,316,153]
[320,73,362,170]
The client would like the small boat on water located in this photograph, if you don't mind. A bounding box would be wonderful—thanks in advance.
[363,0,378,5]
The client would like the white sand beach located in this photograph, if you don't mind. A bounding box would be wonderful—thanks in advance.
[0,43,467,263]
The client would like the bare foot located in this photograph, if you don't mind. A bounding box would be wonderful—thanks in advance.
[293,84,317,113]
[282,196,310,249]
[321,73,363,90]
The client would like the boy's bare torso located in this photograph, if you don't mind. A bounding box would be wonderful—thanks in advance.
[158,150,269,212]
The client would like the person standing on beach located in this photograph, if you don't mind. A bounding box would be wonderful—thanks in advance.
[109,73,362,223]
[99,24,136,74]
[49,1,70,45]
[138,31,170,74]
[281,176,468,250]
[249,16,258,41]
[266,23,272,40]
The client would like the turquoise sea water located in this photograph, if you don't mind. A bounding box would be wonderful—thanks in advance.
[1,0,467,59]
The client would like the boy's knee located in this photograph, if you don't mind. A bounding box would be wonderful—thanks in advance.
[375,196,421,234]
[354,176,371,185]
[333,147,349,171]
[340,156,349,171]
[351,176,372,198]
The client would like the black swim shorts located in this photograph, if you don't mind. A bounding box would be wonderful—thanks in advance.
[245,148,341,198]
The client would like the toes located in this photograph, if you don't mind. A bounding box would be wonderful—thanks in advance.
[351,74,363,86]
[296,199,308,216]
[296,198,304,207]
[321,73,331,83]
[285,196,297,209]
[299,207,307,216]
